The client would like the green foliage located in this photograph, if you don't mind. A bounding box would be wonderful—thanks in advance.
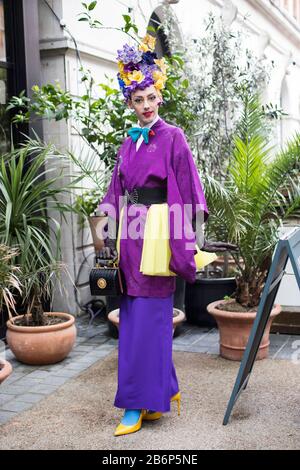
[159,54,194,132]
[180,13,284,179]
[74,187,104,224]
[0,245,22,317]
[0,136,77,323]
[77,1,139,41]
[205,93,300,307]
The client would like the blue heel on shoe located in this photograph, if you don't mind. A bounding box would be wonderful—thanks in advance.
[121,409,142,426]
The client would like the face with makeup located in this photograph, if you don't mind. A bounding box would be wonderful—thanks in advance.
[128,85,162,127]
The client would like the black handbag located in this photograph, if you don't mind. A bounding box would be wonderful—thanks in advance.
[89,260,126,296]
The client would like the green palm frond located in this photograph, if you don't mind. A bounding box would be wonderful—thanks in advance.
[0,137,77,317]
[205,92,300,307]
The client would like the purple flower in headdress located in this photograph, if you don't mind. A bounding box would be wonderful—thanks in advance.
[123,62,140,73]
[116,44,143,64]
[142,51,158,65]
[139,62,157,76]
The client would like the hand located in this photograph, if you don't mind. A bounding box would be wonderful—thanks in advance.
[200,240,239,253]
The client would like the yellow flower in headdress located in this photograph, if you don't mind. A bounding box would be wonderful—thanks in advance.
[154,78,165,91]
[139,34,156,53]
[139,42,149,53]
[118,61,124,73]
[122,75,132,86]
[127,70,145,84]
[154,58,168,75]
[152,70,164,82]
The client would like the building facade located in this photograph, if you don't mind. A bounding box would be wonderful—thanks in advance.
[1,0,299,313]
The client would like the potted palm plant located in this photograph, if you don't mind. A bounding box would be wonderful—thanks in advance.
[6,259,76,365]
[0,137,77,365]
[0,245,22,383]
[206,92,300,360]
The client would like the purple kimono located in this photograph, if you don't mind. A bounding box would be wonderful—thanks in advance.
[98,117,209,298]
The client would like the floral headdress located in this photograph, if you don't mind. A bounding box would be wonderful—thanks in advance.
[116,34,168,101]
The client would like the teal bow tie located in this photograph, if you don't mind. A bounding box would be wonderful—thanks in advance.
[128,127,151,144]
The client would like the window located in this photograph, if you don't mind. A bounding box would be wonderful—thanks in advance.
[0,0,6,61]
[0,0,10,153]
[148,12,171,58]
[0,0,28,151]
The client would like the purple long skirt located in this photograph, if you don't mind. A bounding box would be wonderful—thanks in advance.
[114,293,179,412]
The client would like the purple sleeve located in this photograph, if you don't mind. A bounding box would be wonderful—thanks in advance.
[171,128,209,223]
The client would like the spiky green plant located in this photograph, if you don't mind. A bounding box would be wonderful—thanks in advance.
[0,245,22,317]
[205,93,300,308]
[0,136,77,324]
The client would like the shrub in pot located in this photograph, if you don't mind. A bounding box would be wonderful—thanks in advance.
[205,92,300,360]
[6,260,76,365]
[0,138,77,365]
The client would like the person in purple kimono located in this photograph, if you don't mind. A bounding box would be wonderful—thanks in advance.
[98,36,236,436]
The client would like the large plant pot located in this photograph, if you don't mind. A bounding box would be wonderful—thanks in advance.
[6,313,77,365]
[185,277,237,327]
[108,308,185,337]
[0,359,12,384]
[207,299,281,361]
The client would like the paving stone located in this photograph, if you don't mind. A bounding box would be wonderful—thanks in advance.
[36,364,65,372]
[18,393,45,404]
[81,340,109,348]
[29,384,60,395]
[50,368,80,378]
[11,378,43,388]
[0,384,31,395]
[60,362,88,371]
[2,372,26,385]
[0,393,16,406]
[0,410,17,425]
[27,370,52,379]
[75,337,87,344]
[38,376,69,386]
[67,351,86,358]
[10,365,37,374]
[1,400,34,413]
[73,345,95,352]
[173,344,195,352]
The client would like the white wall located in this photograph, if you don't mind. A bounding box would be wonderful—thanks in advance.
[38,0,300,313]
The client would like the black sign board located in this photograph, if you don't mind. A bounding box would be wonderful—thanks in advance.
[223,227,300,425]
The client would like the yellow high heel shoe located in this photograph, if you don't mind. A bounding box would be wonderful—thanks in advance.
[114,409,146,436]
[171,391,181,416]
[143,391,181,421]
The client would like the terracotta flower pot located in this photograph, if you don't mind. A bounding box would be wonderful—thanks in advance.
[0,359,12,384]
[6,312,76,365]
[108,308,186,337]
[207,299,281,361]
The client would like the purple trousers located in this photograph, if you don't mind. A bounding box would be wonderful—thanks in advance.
[114,293,179,412]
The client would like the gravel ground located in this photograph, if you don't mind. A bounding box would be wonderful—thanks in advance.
[0,350,299,450]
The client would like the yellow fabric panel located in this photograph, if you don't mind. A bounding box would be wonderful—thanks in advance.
[116,203,217,275]
[139,203,176,276]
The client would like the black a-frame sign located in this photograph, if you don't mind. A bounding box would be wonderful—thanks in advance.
[223,227,300,425]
